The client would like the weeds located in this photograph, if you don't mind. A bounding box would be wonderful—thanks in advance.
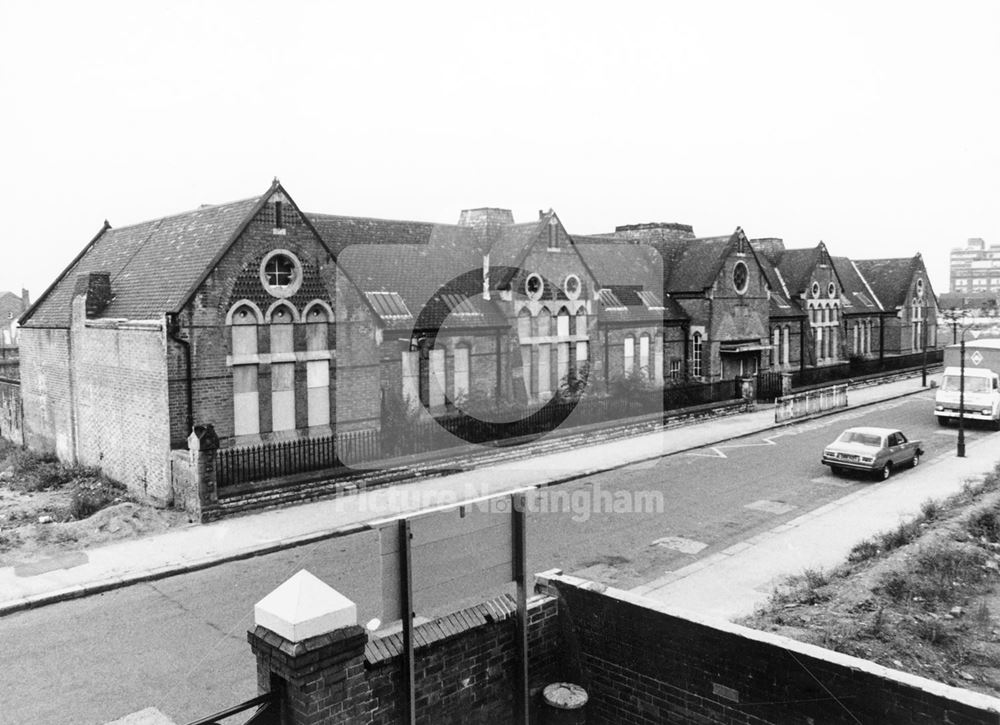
[849,539,880,563]
[968,508,1000,543]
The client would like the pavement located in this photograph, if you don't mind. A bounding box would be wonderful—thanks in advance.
[3,372,998,620]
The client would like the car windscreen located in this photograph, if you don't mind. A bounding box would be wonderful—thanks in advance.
[940,375,991,393]
[837,431,882,447]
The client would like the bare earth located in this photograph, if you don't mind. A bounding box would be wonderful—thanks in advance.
[0,448,190,568]
[741,470,1000,697]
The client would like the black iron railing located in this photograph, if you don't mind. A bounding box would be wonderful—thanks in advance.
[216,378,741,488]
[187,692,279,725]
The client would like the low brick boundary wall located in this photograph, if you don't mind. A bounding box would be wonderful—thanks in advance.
[541,572,1000,725]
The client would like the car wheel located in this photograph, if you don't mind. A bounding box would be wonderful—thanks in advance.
[992,419,1000,432]
[937,416,949,427]
[879,462,892,481]
[911,452,920,469]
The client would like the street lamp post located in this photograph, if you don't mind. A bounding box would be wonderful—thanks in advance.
[958,333,966,457]
[921,303,928,388]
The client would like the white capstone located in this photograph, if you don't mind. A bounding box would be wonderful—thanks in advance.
[254,570,357,642]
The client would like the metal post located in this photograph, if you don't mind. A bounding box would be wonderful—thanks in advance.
[921,305,928,388]
[958,335,966,458]
[512,492,529,725]
[399,518,416,725]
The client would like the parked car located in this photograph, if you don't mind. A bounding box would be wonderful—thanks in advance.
[821,426,923,480]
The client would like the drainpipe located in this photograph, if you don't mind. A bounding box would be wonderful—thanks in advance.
[167,312,194,437]
[799,318,806,374]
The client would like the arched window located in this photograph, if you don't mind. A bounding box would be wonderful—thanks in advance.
[556,307,570,337]
[229,303,261,437]
[269,304,296,431]
[518,308,532,340]
[304,304,330,427]
[576,308,587,337]
[537,308,552,337]
[624,335,636,375]
[692,332,703,377]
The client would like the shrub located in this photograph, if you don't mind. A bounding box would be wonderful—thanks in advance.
[878,571,909,602]
[879,520,922,552]
[967,507,1000,543]
[848,539,880,563]
[920,498,941,522]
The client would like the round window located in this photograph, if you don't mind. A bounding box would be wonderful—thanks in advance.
[916,278,924,298]
[525,273,544,300]
[259,250,303,298]
[564,274,581,300]
[811,281,820,298]
[828,282,836,298]
[732,261,749,294]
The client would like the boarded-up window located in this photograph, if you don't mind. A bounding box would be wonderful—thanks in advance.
[521,345,533,398]
[624,336,635,375]
[537,343,551,396]
[233,365,259,436]
[271,363,295,431]
[557,342,570,387]
[307,360,329,427]
[306,306,329,351]
[518,309,532,340]
[556,309,570,337]
[270,306,294,353]
[453,346,470,401]
[429,348,446,409]
[639,334,650,379]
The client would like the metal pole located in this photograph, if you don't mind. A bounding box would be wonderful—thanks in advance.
[958,335,966,458]
[399,518,416,725]
[921,306,927,387]
[512,492,529,725]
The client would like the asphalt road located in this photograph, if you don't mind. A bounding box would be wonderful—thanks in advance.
[3,391,992,725]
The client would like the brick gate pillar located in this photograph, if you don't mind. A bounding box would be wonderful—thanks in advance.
[247,570,370,725]
[187,424,219,508]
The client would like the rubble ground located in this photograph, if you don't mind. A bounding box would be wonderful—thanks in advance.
[741,463,1000,697]
[0,440,191,567]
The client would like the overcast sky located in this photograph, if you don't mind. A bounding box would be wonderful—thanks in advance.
[3,1,998,303]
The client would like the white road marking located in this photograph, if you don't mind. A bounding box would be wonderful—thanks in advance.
[744,500,796,515]
[652,536,708,554]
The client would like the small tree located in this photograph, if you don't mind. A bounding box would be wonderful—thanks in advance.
[380,385,421,456]
[558,362,591,400]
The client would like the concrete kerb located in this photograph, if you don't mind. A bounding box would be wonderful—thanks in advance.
[0,377,934,618]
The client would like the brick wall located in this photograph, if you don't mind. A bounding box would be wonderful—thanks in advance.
[17,328,75,460]
[250,593,563,725]
[0,378,22,445]
[544,573,1000,725]
[71,317,171,502]
[175,197,382,446]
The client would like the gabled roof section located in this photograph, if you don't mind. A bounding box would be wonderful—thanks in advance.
[754,248,805,319]
[22,191,266,328]
[774,246,823,297]
[490,212,601,292]
[852,255,922,310]
[658,228,753,294]
[831,256,883,314]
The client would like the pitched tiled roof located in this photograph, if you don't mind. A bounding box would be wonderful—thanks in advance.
[754,252,804,319]
[574,239,687,322]
[852,256,920,310]
[335,242,504,331]
[775,247,821,297]
[23,197,262,328]
[831,256,883,314]
[309,213,485,257]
